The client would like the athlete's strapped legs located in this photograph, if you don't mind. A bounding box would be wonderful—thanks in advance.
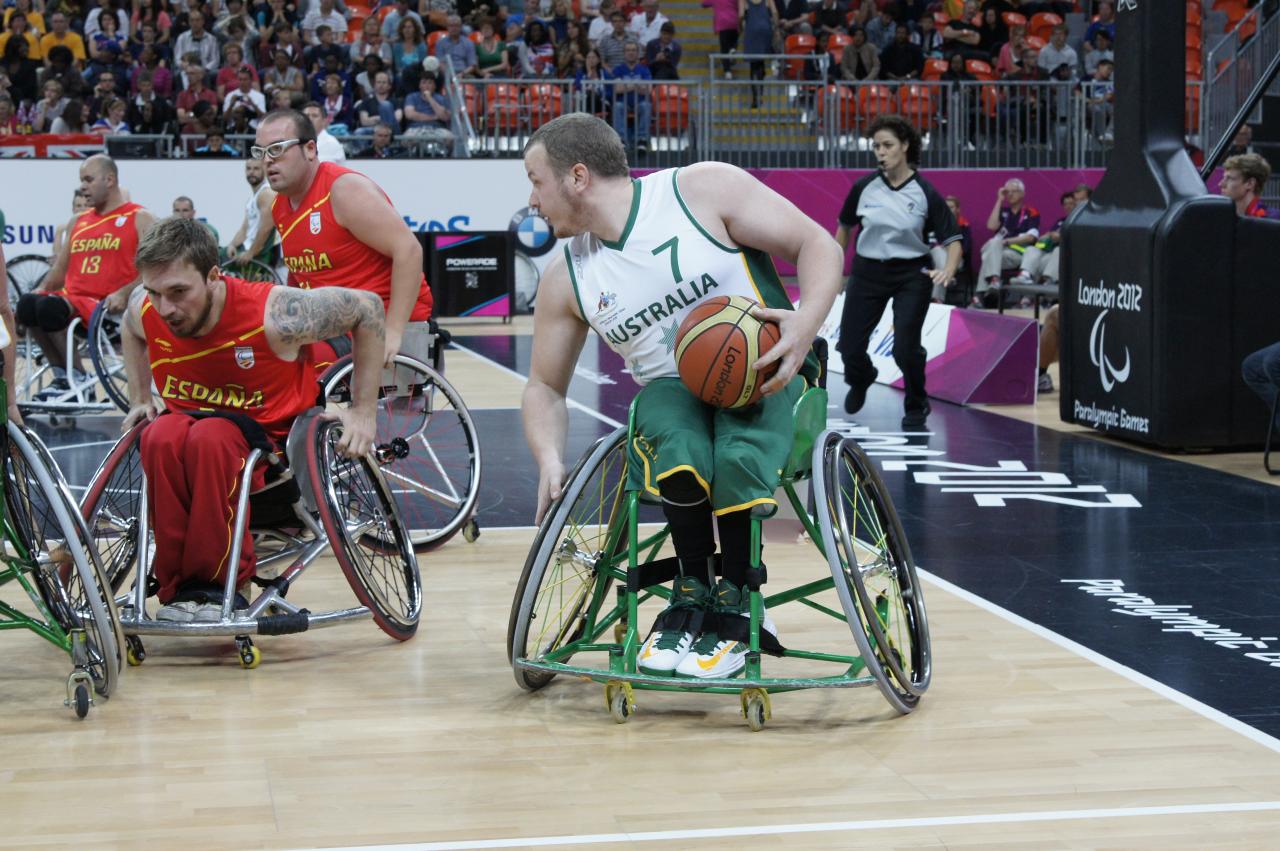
[15,292,75,372]
[140,414,265,622]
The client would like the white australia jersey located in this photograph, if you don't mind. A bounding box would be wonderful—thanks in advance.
[245,183,267,249]
[566,168,794,385]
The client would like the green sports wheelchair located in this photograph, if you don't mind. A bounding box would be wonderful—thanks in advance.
[507,357,932,730]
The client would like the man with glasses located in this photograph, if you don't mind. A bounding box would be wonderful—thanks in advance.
[258,108,431,368]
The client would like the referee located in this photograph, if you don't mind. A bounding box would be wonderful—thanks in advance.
[834,115,962,429]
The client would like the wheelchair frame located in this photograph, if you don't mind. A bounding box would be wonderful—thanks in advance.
[81,409,422,668]
[16,302,130,422]
[508,386,932,730]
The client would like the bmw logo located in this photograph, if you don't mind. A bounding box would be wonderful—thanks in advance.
[508,206,555,257]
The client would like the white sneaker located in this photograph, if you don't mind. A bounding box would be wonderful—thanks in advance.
[637,575,709,676]
[1038,372,1054,393]
[1010,273,1034,286]
[675,580,777,679]
[156,600,200,623]
[192,602,223,623]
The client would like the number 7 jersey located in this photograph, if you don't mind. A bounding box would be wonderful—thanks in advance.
[565,168,800,386]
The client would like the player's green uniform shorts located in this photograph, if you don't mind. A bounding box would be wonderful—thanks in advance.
[626,375,805,517]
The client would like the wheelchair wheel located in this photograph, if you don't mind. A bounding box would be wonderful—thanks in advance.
[508,427,628,691]
[222,257,280,285]
[80,424,145,593]
[5,422,125,697]
[814,431,930,715]
[5,253,49,308]
[85,304,130,413]
[321,354,481,553]
[305,414,422,640]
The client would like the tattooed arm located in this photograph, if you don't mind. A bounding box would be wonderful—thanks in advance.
[264,285,386,458]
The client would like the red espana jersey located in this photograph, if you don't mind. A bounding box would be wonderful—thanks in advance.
[64,201,143,323]
[271,161,432,321]
[141,276,317,442]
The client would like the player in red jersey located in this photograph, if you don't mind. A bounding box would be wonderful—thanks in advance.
[20,155,155,395]
[121,216,385,623]
[1222,153,1272,219]
[255,108,432,367]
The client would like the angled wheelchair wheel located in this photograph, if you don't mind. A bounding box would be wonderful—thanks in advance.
[222,258,280,286]
[80,424,145,594]
[6,422,125,697]
[813,431,931,715]
[507,427,628,691]
[305,415,422,641]
[86,304,130,413]
[321,354,481,553]
[5,253,49,308]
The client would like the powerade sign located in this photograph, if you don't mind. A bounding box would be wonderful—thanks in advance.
[1069,275,1151,437]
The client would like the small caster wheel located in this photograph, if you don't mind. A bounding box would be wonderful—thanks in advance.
[462,518,480,543]
[740,688,771,732]
[605,681,635,724]
[73,683,91,719]
[236,637,261,669]
[126,635,146,666]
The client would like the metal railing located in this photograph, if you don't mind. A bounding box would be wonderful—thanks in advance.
[1201,0,1280,176]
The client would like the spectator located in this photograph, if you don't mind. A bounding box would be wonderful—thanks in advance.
[303,0,348,44]
[1037,23,1076,79]
[193,128,241,156]
[813,0,847,39]
[511,0,547,29]
[524,20,555,75]
[303,98,348,160]
[91,95,129,133]
[1242,341,1280,436]
[131,0,173,48]
[40,13,86,69]
[50,97,88,132]
[1072,183,1092,204]
[779,0,812,37]
[0,94,17,135]
[84,0,129,43]
[475,17,510,76]
[215,0,261,43]
[1083,58,1114,143]
[1011,189,1072,288]
[556,18,592,76]
[573,45,611,114]
[382,0,424,43]
[187,98,221,138]
[130,22,171,67]
[941,0,982,61]
[840,26,880,80]
[610,39,650,151]
[976,177,1039,305]
[1082,28,1112,77]
[129,69,174,130]
[993,23,1024,76]
[588,0,617,42]
[1037,303,1061,391]
[356,120,407,157]
[1,35,38,104]
[435,14,479,75]
[1,12,42,62]
[308,52,350,100]
[629,0,668,45]
[929,194,971,302]
[351,15,394,67]
[581,0,604,21]
[504,21,534,77]
[1221,153,1272,218]
[262,22,307,69]
[216,43,261,101]
[224,66,268,125]
[976,5,1005,57]
[1001,45,1048,143]
[864,3,896,51]
[174,10,221,74]
[1083,0,1115,54]
[319,71,354,127]
[85,41,131,97]
[5,0,45,36]
[392,17,428,82]
[740,0,776,108]
[645,21,681,80]
[913,14,942,57]
[1227,123,1255,157]
[31,78,68,131]
[264,48,306,98]
[353,53,385,98]
[703,0,738,78]
[176,65,218,132]
[258,0,298,43]
[45,44,88,97]
[548,0,574,43]
[403,72,453,146]
[87,70,119,122]
[355,68,401,131]
[306,26,349,74]
[270,86,295,110]
[597,11,635,68]
[881,23,923,81]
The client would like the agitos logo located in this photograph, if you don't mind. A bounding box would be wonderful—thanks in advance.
[1089,309,1131,392]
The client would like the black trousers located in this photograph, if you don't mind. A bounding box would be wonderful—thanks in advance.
[839,261,932,416]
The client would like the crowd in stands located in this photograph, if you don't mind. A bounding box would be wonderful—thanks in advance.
[0,0,696,154]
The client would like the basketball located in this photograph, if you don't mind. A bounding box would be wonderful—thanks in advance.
[675,295,780,409]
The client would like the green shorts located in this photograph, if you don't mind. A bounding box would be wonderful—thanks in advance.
[626,376,804,517]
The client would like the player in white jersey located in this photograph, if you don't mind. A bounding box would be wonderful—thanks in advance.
[522,114,843,680]
[225,159,278,266]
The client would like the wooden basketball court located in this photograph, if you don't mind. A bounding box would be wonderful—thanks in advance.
[4,317,1280,850]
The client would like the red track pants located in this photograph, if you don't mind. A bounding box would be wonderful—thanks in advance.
[140,414,266,603]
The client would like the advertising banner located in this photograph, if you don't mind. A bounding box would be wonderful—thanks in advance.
[427,231,515,318]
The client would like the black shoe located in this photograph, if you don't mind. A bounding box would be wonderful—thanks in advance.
[902,404,931,430]
[844,384,867,415]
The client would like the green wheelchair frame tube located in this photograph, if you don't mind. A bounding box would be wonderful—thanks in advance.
[524,385,876,696]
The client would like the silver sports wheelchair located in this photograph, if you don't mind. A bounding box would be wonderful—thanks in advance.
[80,406,422,667]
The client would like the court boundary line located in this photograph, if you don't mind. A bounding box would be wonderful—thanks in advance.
[292,801,1280,850]
[918,569,1280,756]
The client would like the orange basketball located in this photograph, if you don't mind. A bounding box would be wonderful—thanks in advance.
[675,295,780,409]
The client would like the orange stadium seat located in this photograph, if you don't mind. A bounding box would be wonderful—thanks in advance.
[898,84,934,131]
[827,32,853,63]
[1186,30,1202,51]
[427,30,445,53]
[346,16,365,42]
[1025,35,1046,49]
[652,84,691,135]
[526,84,563,130]
[966,58,995,80]
[1186,82,1201,134]
[922,58,948,81]
[1187,5,1203,28]
[1028,12,1061,41]
[933,11,950,27]
[784,33,816,80]
[484,83,521,132]
[816,84,856,131]
[981,84,1002,118]
[377,5,393,20]
[857,84,895,123]
[1002,11,1027,28]
[468,31,483,43]
[1186,46,1202,75]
